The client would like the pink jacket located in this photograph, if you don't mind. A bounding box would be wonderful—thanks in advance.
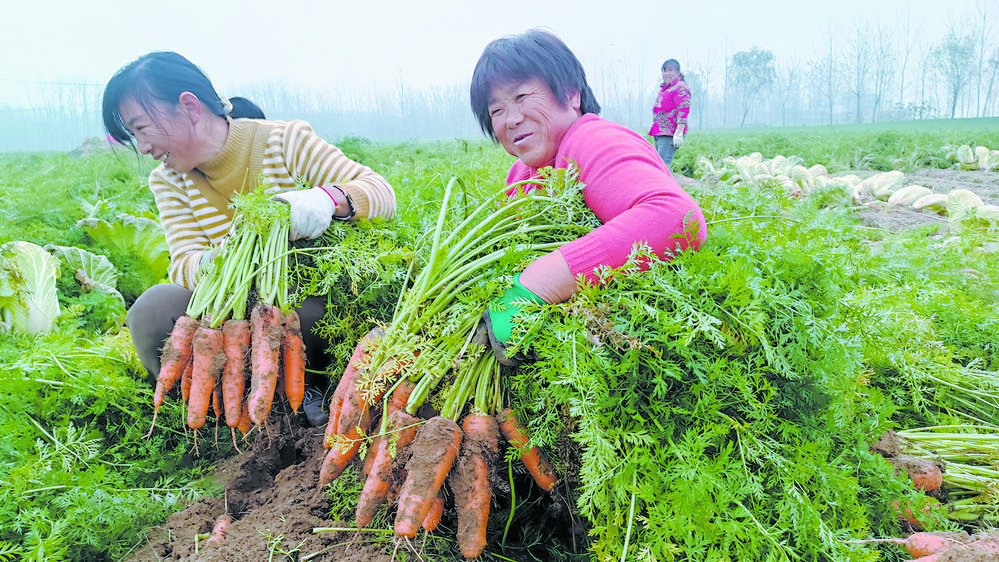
[506,113,706,285]
[648,77,691,137]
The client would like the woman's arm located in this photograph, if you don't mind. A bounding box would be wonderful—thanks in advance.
[280,120,397,220]
[149,167,221,289]
[519,118,706,302]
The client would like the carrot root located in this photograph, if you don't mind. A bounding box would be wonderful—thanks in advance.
[222,319,251,426]
[497,408,557,492]
[187,326,225,430]
[282,310,306,413]
[248,303,284,425]
[393,416,463,539]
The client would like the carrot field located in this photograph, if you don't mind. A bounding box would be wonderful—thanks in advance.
[1,118,999,562]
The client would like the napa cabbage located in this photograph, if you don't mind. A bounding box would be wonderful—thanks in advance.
[0,241,61,335]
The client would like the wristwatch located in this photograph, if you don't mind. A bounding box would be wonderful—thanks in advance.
[328,184,355,221]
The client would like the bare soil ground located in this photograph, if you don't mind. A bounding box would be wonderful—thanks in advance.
[125,167,999,562]
[124,413,400,562]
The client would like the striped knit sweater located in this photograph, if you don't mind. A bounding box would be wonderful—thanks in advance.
[149,118,396,288]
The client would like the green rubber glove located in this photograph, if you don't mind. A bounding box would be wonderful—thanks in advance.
[486,274,546,347]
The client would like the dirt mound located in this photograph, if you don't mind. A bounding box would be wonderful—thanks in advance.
[125,414,396,562]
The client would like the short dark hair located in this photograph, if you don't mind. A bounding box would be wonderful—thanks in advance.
[470,28,601,141]
[102,51,229,145]
[229,96,266,119]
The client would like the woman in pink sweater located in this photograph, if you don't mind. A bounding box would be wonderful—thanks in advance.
[649,58,691,169]
[469,29,706,363]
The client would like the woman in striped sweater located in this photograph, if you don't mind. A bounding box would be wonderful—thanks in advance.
[102,51,396,425]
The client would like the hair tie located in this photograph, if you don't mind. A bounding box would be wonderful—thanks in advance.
[220,96,233,115]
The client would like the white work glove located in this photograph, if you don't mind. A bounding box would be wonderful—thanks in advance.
[272,188,337,241]
[672,130,685,149]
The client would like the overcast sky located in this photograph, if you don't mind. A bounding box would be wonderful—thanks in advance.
[0,0,989,108]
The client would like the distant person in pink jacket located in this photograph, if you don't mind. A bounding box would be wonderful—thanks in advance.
[470,29,706,364]
[649,58,691,169]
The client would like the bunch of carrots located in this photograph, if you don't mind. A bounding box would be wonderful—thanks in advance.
[147,190,307,449]
[845,530,999,560]
[318,172,589,557]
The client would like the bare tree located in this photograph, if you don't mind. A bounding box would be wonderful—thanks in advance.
[806,27,838,125]
[728,45,776,127]
[935,24,978,118]
[869,20,896,122]
[897,6,919,114]
[847,23,873,123]
[984,48,999,114]
[773,62,801,126]
[975,0,992,116]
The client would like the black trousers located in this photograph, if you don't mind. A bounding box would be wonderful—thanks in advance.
[125,283,331,386]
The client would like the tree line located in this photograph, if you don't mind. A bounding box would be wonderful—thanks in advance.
[1,5,996,153]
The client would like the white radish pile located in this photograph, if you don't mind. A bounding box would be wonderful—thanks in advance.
[694,151,999,232]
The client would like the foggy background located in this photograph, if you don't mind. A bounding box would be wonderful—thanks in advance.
[1,0,996,153]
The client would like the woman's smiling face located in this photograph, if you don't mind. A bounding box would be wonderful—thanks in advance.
[488,77,581,169]
[119,96,196,173]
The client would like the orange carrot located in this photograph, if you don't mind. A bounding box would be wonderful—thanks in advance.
[221,319,250,427]
[454,413,499,558]
[281,310,306,413]
[248,303,284,425]
[180,357,194,404]
[422,493,444,532]
[212,386,220,418]
[845,532,965,558]
[205,512,232,546]
[497,408,557,492]
[235,399,253,436]
[356,409,422,529]
[146,315,199,437]
[324,333,374,447]
[325,328,383,442]
[187,327,225,430]
[905,457,944,492]
[394,416,463,539]
[319,425,364,485]
[387,378,418,415]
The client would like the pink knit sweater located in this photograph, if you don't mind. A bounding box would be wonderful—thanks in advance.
[505,113,706,284]
[648,77,691,137]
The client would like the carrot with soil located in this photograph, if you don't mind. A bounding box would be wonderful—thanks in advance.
[281,310,306,413]
[325,327,382,447]
[393,415,464,539]
[205,512,232,546]
[450,352,500,558]
[146,315,199,437]
[845,530,999,558]
[248,302,284,425]
[221,319,250,426]
[498,407,558,492]
[356,407,422,529]
[187,326,225,430]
